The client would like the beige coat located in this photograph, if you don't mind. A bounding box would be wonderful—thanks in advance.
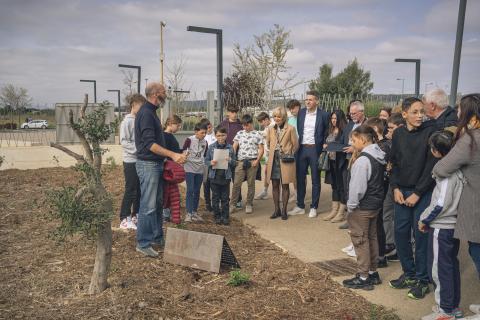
[265,123,299,184]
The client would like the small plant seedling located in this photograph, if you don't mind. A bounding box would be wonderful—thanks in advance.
[227,269,250,286]
[106,156,117,169]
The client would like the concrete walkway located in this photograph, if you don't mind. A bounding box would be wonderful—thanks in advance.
[231,180,480,320]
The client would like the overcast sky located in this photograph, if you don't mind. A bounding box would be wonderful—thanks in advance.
[0,0,479,108]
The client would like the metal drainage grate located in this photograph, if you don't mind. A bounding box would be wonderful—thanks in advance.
[311,258,358,277]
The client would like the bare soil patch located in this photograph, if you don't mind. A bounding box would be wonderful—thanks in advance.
[0,167,399,319]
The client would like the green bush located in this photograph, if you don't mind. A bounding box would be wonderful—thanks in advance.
[227,269,250,286]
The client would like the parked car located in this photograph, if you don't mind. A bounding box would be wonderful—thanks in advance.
[21,120,48,129]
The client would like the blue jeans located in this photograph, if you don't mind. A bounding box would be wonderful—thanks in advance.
[186,172,203,213]
[135,160,164,248]
[469,241,480,278]
[394,188,432,282]
[296,146,321,209]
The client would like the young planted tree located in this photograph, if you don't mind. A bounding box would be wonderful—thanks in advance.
[49,94,118,294]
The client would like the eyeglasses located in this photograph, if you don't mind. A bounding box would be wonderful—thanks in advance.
[349,110,364,116]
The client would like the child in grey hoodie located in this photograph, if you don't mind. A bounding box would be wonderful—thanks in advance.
[419,131,464,320]
[119,94,146,230]
[343,125,386,291]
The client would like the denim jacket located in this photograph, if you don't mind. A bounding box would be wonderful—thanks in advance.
[205,142,236,180]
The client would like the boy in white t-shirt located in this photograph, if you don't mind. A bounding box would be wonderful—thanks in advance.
[255,112,273,200]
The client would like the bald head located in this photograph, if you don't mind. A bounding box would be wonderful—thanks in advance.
[145,82,166,106]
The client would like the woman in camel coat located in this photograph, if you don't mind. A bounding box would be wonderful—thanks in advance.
[266,106,299,220]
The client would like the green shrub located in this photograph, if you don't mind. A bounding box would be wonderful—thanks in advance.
[227,269,250,286]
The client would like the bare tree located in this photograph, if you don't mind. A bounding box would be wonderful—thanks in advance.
[49,95,118,294]
[166,54,190,112]
[0,84,33,126]
[233,24,300,110]
[121,70,136,104]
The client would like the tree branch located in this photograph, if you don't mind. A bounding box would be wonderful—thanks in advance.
[68,95,93,164]
[50,142,86,164]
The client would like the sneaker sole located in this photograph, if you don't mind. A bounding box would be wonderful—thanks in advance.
[344,283,374,291]
[407,288,430,300]
[135,247,158,257]
[389,282,416,289]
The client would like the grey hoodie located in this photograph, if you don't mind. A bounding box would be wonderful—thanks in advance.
[120,114,137,163]
[347,144,386,213]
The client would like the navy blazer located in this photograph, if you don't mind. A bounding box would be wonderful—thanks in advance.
[297,107,330,155]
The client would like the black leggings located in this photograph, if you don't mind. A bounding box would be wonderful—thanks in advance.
[119,162,140,220]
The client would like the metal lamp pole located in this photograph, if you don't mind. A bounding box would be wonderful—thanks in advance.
[107,89,121,118]
[396,78,405,96]
[160,21,166,85]
[394,58,421,97]
[80,79,97,103]
[450,0,467,107]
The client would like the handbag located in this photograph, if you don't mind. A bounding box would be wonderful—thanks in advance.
[280,153,295,163]
[318,151,330,171]
[163,159,186,183]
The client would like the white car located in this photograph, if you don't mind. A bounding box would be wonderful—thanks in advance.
[21,120,48,129]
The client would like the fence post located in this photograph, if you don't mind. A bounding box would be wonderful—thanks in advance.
[207,90,215,126]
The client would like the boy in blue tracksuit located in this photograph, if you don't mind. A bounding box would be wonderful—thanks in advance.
[418,131,465,320]
[205,126,236,225]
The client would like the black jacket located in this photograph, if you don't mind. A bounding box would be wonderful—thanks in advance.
[134,101,166,162]
[435,106,458,130]
[390,120,438,196]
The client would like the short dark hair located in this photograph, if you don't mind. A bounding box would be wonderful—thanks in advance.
[199,118,211,126]
[241,114,253,124]
[194,122,208,131]
[127,94,146,110]
[380,106,392,117]
[214,126,227,135]
[351,124,378,143]
[387,113,405,126]
[365,117,386,135]
[286,99,301,110]
[429,130,455,156]
[402,97,422,112]
[306,90,319,99]
[226,105,239,113]
[256,112,269,122]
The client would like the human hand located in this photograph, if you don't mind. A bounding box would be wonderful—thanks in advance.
[323,144,327,149]
[251,160,259,167]
[418,221,428,233]
[211,160,218,166]
[172,152,187,164]
[393,188,405,204]
[405,193,420,207]
[343,146,354,154]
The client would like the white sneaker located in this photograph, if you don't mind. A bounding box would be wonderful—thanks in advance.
[191,212,204,222]
[346,247,356,257]
[288,206,305,216]
[119,218,129,229]
[254,190,268,200]
[308,208,317,218]
[341,243,354,253]
[421,311,455,320]
[126,217,137,230]
[185,213,193,222]
[131,215,138,225]
[245,205,253,214]
[470,304,480,314]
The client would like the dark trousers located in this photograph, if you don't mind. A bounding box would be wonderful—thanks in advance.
[211,182,230,222]
[428,228,460,313]
[185,172,203,213]
[329,159,346,204]
[120,162,140,220]
[394,188,432,282]
[469,241,480,277]
[296,146,321,209]
[203,178,211,207]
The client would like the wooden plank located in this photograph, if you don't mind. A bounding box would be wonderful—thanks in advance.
[163,228,224,273]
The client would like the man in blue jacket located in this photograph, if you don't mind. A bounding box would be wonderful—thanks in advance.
[288,90,329,218]
[134,82,186,257]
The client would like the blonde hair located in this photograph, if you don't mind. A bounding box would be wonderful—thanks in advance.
[272,106,288,123]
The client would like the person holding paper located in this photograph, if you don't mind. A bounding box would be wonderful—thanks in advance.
[205,126,236,225]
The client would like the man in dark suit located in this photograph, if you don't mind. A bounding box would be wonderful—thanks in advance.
[288,90,330,218]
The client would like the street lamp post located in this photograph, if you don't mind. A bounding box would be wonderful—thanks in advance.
[118,64,141,94]
[450,0,467,107]
[396,78,405,96]
[160,21,166,85]
[107,89,121,118]
[80,79,97,103]
[187,25,223,122]
[394,58,421,97]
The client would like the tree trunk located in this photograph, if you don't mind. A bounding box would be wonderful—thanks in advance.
[88,219,112,294]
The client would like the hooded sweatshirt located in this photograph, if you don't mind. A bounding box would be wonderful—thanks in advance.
[419,170,464,230]
[120,114,137,163]
[348,144,386,212]
[219,118,243,145]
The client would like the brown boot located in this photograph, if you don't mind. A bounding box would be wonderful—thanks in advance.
[331,204,346,223]
[323,201,340,221]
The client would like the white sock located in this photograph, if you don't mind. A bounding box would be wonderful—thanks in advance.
[368,271,376,275]
[360,276,368,281]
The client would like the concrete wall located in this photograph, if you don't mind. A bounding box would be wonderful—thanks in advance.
[0,144,123,170]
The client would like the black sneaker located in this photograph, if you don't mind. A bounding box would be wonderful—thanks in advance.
[407,281,430,300]
[368,272,382,285]
[385,244,396,256]
[389,274,417,289]
[386,253,399,262]
[343,274,374,290]
[222,219,230,225]
[377,256,388,268]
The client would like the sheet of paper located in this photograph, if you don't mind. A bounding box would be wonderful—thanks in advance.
[213,149,229,170]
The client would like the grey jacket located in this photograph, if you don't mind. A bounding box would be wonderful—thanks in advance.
[120,114,137,163]
[420,171,465,229]
[432,130,480,243]
[347,144,386,213]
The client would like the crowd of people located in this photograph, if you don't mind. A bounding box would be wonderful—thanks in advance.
[118,81,479,320]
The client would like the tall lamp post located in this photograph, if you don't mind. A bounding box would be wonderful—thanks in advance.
[160,21,166,85]
[396,78,405,96]
[450,0,467,107]
[394,58,421,97]
[118,64,141,94]
[80,79,97,103]
[187,25,223,122]
[107,89,121,118]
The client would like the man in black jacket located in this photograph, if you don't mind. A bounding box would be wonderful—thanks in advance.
[423,88,458,130]
[134,82,186,257]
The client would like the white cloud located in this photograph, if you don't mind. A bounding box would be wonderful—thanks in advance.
[424,0,480,33]
[291,23,383,42]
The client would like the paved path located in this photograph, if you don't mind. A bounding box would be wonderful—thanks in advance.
[231,180,480,320]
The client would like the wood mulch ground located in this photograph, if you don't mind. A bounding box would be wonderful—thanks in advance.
[0,166,399,320]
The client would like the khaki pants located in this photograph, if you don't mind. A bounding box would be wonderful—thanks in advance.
[347,208,379,278]
[230,160,257,207]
